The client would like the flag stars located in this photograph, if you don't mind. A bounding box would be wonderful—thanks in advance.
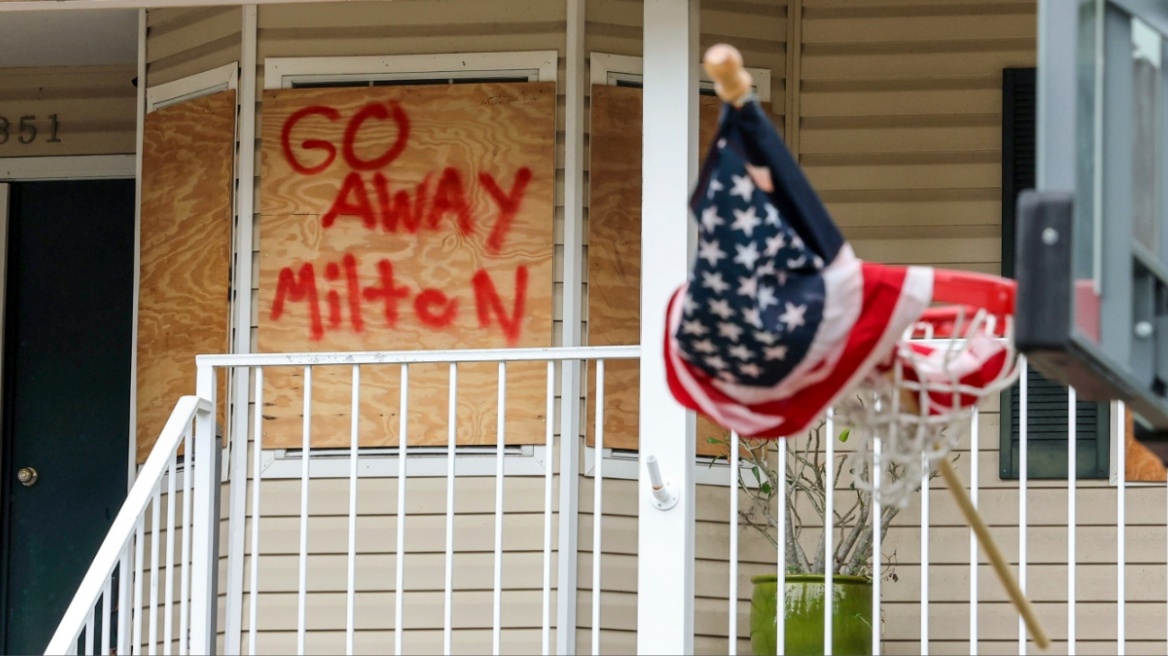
[718,322,744,341]
[731,206,762,237]
[730,173,755,201]
[681,319,708,336]
[764,203,781,226]
[701,271,730,294]
[729,344,754,360]
[697,239,727,266]
[758,285,778,311]
[734,242,761,270]
[737,276,758,298]
[741,307,763,329]
[753,330,776,345]
[764,234,785,257]
[700,205,725,232]
[708,298,734,319]
[739,363,763,378]
[706,178,724,200]
[779,302,808,331]
[683,295,698,315]
[692,339,717,354]
[706,355,729,370]
[764,345,788,361]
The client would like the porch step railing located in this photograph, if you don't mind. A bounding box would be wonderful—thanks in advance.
[45,395,218,656]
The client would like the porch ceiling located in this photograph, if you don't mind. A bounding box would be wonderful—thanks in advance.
[0,9,136,67]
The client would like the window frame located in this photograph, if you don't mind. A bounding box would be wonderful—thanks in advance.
[584,52,771,486]
[258,51,558,480]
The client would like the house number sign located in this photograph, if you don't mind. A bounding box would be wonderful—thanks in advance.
[0,114,62,145]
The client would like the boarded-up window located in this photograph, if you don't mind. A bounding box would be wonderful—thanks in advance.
[258,82,556,448]
[588,84,774,455]
[136,89,235,462]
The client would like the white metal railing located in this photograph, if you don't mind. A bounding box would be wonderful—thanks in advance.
[198,345,639,656]
[47,346,1164,654]
[45,395,217,656]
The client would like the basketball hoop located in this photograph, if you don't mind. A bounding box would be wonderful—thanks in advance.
[838,269,1021,508]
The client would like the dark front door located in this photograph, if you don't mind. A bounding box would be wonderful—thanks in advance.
[0,179,135,655]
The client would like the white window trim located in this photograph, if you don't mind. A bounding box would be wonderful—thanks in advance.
[583,52,772,487]
[142,64,242,485]
[258,51,559,479]
[590,52,772,103]
[146,62,238,113]
[264,51,557,90]
[0,155,135,181]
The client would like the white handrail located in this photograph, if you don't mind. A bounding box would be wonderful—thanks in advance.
[195,344,641,368]
[45,395,212,656]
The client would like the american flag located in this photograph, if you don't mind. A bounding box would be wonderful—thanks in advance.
[665,97,934,438]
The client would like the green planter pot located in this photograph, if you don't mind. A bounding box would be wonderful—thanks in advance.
[749,574,873,656]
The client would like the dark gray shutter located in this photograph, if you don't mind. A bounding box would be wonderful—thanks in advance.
[998,67,1110,479]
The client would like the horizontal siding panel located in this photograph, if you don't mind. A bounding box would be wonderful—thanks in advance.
[245,589,547,630]
[850,236,999,263]
[243,551,557,593]
[804,162,1000,191]
[802,12,1034,43]
[802,49,1033,80]
[256,476,553,516]
[255,513,554,555]
[247,628,551,656]
[147,6,242,63]
[801,88,1001,117]
[801,125,1000,154]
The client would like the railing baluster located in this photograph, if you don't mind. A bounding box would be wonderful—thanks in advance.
[101,579,112,656]
[592,360,605,656]
[493,362,506,656]
[1018,359,1028,655]
[346,365,360,656]
[250,368,264,656]
[1068,388,1077,656]
[728,430,739,655]
[164,453,177,656]
[134,516,145,656]
[298,366,312,656]
[1117,400,1126,655]
[395,365,408,656]
[84,607,94,655]
[872,437,881,656]
[542,361,554,656]
[921,450,929,655]
[149,485,161,654]
[969,410,979,656]
[776,439,787,656]
[179,423,192,656]
[444,363,458,656]
[825,409,835,655]
[119,550,131,656]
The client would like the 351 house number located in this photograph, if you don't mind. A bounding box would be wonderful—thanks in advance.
[0,114,62,145]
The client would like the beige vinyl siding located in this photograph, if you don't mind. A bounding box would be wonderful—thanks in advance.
[146,7,243,87]
[0,65,135,157]
[799,0,1036,276]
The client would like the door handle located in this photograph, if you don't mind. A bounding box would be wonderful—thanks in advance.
[17,467,37,487]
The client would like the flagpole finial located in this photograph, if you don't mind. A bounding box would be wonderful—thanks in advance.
[703,44,753,107]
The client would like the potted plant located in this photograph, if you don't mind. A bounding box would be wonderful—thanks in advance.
[709,419,938,656]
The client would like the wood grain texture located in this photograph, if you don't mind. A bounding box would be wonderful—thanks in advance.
[1126,407,1168,482]
[586,85,731,455]
[258,83,556,447]
[137,89,235,462]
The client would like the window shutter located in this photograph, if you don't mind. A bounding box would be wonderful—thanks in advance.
[998,67,1110,479]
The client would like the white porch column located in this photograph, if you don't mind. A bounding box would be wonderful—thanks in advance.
[637,1,699,654]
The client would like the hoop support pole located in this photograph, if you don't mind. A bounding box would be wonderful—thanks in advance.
[936,458,1049,649]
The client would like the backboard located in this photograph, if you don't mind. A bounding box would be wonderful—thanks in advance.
[1018,0,1168,455]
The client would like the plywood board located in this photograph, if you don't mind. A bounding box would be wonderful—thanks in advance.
[137,89,235,462]
[586,86,734,455]
[259,83,556,448]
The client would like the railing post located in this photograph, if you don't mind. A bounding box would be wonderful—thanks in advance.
[190,364,221,655]
[638,1,699,653]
